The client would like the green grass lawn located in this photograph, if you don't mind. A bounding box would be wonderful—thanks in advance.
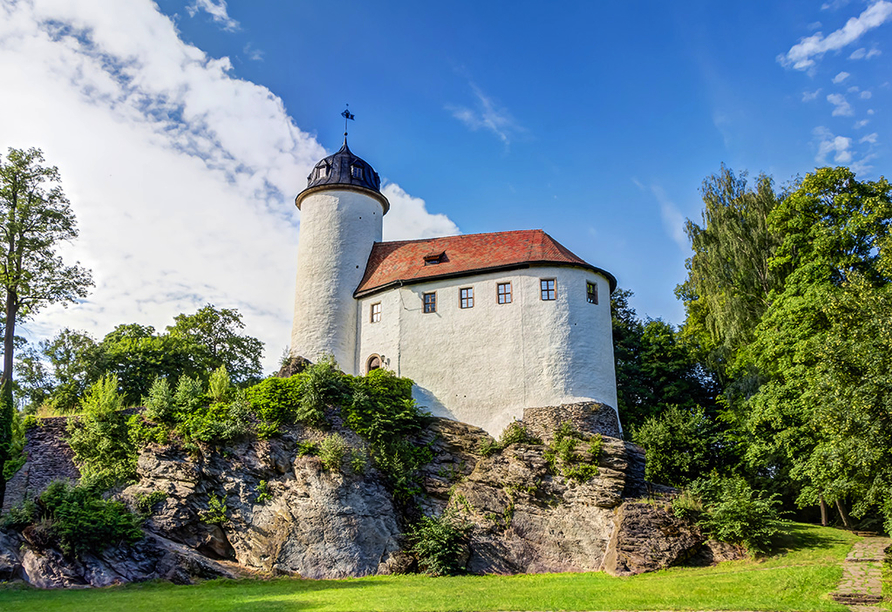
[0,523,859,612]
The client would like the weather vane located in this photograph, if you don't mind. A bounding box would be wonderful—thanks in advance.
[341,105,355,143]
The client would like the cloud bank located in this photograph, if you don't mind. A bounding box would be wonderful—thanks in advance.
[0,0,458,370]
[778,1,892,70]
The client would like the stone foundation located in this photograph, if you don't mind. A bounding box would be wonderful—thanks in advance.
[522,401,622,441]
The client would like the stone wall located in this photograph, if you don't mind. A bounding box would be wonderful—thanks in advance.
[2,417,80,513]
[523,401,622,441]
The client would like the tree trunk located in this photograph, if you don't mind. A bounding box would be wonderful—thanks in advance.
[0,290,15,509]
[820,496,829,527]
[836,499,853,529]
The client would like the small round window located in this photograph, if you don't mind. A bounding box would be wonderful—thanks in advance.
[366,354,381,373]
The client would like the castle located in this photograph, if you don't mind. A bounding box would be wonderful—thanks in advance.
[290,141,620,436]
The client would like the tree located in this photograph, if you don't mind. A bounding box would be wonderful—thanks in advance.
[676,165,786,366]
[167,304,263,385]
[737,167,892,524]
[0,147,92,506]
[612,289,719,432]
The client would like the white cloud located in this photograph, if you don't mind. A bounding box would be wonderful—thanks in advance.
[827,93,854,115]
[849,47,882,59]
[847,85,860,92]
[186,0,239,31]
[860,90,873,98]
[0,0,457,371]
[650,185,687,251]
[860,132,879,143]
[447,84,522,145]
[778,1,892,70]
[855,119,871,128]
[814,126,853,164]
[822,0,852,10]
[802,89,822,101]
[243,43,263,62]
[381,183,460,241]
[808,21,823,30]
[832,71,851,83]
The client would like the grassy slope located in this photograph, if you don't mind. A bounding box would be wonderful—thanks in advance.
[0,524,858,612]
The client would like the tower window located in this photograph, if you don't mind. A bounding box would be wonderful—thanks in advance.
[351,165,363,179]
[540,279,556,301]
[497,282,512,304]
[315,164,329,179]
[587,281,598,305]
[367,354,381,372]
[370,302,381,323]
[423,292,437,313]
[460,287,474,309]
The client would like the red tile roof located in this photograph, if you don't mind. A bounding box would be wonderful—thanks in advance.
[355,229,617,297]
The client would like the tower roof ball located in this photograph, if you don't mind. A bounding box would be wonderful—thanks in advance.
[296,141,389,213]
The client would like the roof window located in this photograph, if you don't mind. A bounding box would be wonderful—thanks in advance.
[423,251,446,265]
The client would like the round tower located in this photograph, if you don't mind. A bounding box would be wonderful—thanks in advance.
[290,142,389,373]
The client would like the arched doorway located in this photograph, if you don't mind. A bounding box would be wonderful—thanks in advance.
[366,354,382,373]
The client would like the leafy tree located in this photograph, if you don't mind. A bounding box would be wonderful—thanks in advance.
[167,304,263,385]
[612,289,718,432]
[40,328,102,411]
[99,324,200,405]
[676,165,786,366]
[66,374,136,488]
[736,167,892,524]
[633,404,727,487]
[0,147,92,506]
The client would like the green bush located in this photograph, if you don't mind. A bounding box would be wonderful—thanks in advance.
[407,511,472,576]
[208,366,231,403]
[67,375,136,488]
[37,481,143,558]
[199,493,228,525]
[0,498,38,529]
[543,422,601,483]
[297,357,348,425]
[135,490,167,516]
[319,433,348,471]
[255,480,271,504]
[479,421,542,456]
[143,377,175,423]
[246,375,303,428]
[174,375,205,413]
[675,475,789,554]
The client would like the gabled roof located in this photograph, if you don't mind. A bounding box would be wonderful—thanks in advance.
[355,229,617,297]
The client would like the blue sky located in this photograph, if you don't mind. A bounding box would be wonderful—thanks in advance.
[0,0,889,371]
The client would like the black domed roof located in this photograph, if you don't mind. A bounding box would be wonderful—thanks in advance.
[304,141,382,192]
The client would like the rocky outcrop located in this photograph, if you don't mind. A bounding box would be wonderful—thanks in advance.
[0,527,243,588]
[123,427,403,579]
[0,414,738,588]
[2,417,80,513]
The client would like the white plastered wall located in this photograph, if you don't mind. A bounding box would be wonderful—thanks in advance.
[291,189,383,373]
[356,266,617,436]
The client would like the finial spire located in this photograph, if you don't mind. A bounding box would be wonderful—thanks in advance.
[341,105,355,145]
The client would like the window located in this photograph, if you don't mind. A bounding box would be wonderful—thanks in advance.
[351,165,363,179]
[367,355,381,372]
[423,292,437,313]
[460,287,474,309]
[497,282,512,304]
[423,251,445,265]
[370,302,381,323]
[540,279,556,301]
[315,164,329,180]
[587,281,598,305]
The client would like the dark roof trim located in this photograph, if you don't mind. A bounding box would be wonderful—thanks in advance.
[295,183,390,214]
[354,260,618,299]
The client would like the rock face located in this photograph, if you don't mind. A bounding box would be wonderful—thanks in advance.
[2,417,80,513]
[0,414,739,588]
[0,527,242,588]
[124,426,403,579]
